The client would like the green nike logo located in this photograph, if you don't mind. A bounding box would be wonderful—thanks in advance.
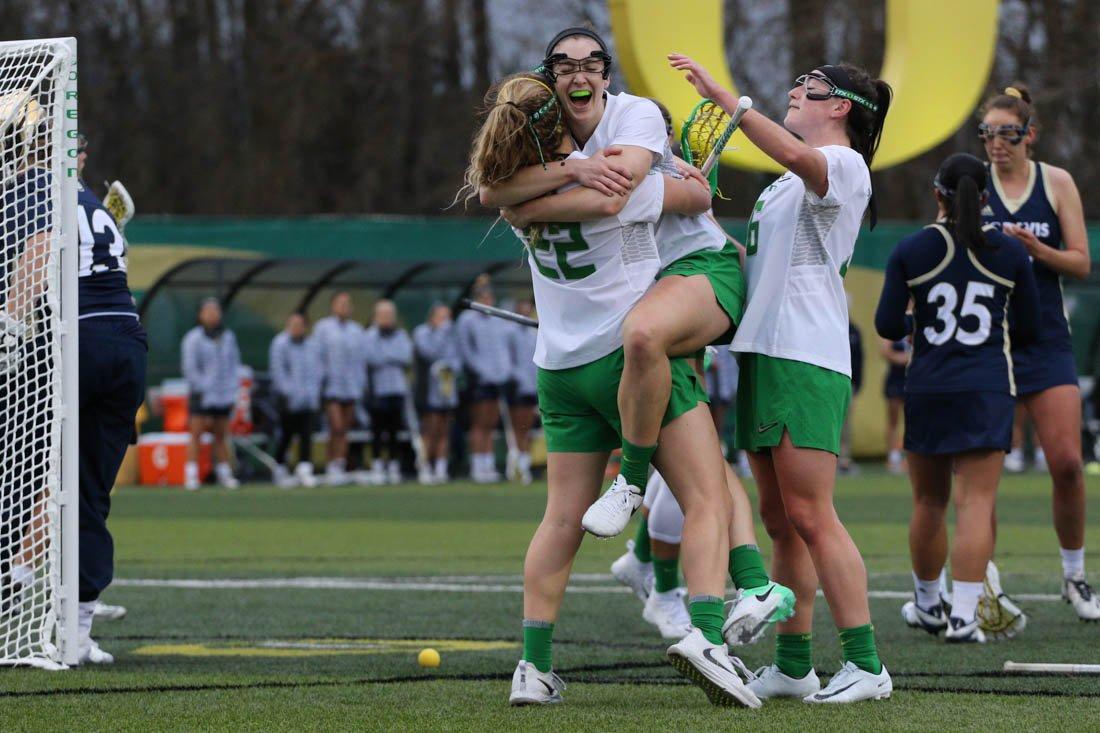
[757,421,779,433]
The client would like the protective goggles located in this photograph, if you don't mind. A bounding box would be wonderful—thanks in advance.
[794,72,878,112]
[978,122,1029,145]
[539,52,611,81]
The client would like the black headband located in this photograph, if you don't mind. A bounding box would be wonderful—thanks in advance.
[544,27,608,59]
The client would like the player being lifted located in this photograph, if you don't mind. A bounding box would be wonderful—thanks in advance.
[876,153,1040,643]
[481,21,791,648]
[669,54,893,703]
[463,68,763,708]
[977,85,1098,622]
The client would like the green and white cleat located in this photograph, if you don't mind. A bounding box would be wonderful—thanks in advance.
[508,660,565,706]
[722,580,796,646]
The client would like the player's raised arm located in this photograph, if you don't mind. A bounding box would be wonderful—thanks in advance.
[668,54,890,203]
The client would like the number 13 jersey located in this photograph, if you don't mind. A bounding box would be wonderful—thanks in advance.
[78,178,136,317]
[884,223,1039,395]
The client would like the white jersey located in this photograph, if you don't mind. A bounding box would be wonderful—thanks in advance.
[577,91,723,268]
[730,145,871,376]
[515,151,664,370]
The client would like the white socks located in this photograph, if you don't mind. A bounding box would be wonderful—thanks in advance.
[434,457,448,480]
[951,580,984,623]
[472,453,496,476]
[913,571,942,610]
[1061,546,1085,579]
[517,452,531,473]
[78,600,96,639]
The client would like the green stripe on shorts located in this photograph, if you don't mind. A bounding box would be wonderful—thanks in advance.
[734,353,851,455]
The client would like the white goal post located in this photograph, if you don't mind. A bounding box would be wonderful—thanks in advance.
[0,36,79,669]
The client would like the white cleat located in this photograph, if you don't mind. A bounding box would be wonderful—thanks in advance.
[643,588,693,639]
[977,561,1027,639]
[1063,575,1100,622]
[581,475,642,539]
[666,628,761,708]
[218,475,240,491]
[387,461,402,485]
[609,542,653,602]
[93,601,127,621]
[326,465,350,486]
[273,464,298,490]
[76,637,115,665]
[747,664,821,700]
[803,661,891,704]
[295,462,318,488]
[418,467,436,485]
[901,597,948,635]
[945,616,986,643]
[508,659,565,706]
[722,581,796,647]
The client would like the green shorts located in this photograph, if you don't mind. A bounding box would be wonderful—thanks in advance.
[659,243,746,344]
[537,347,709,453]
[734,353,851,455]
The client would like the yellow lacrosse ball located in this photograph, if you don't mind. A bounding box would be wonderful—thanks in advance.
[418,648,441,668]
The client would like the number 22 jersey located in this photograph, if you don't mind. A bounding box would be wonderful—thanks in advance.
[78,178,136,317]
[876,223,1040,395]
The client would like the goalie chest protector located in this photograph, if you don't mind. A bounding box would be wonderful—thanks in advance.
[78,179,136,316]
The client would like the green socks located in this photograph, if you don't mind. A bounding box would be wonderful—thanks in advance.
[689,596,724,645]
[728,544,770,590]
[632,517,652,563]
[653,557,679,593]
[620,440,656,491]
[775,632,813,679]
[839,624,882,674]
[522,620,554,673]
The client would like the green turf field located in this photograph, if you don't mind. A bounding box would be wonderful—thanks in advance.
[2,471,1098,731]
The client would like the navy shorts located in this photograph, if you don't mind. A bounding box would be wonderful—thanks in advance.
[904,391,1014,455]
[884,370,906,400]
[466,371,504,402]
[1013,342,1078,396]
[189,394,232,418]
[505,380,538,407]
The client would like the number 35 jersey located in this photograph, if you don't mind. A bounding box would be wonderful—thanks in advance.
[881,223,1039,396]
[513,152,664,371]
[78,178,136,317]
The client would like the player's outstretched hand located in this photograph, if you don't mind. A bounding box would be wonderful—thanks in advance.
[574,147,633,197]
[668,53,726,101]
[671,157,710,192]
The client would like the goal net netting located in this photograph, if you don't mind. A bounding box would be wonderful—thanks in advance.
[0,37,78,669]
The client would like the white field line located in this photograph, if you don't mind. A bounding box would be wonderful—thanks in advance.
[111,576,1065,602]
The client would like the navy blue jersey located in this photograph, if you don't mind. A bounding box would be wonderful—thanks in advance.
[77,179,135,316]
[983,161,1069,352]
[875,223,1040,396]
[1,167,52,311]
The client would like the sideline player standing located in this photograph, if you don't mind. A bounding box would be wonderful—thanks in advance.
[505,298,538,485]
[363,299,413,485]
[876,153,1040,643]
[181,299,241,491]
[313,292,366,486]
[412,303,459,484]
[978,85,1098,621]
[74,134,148,662]
[269,312,322,488]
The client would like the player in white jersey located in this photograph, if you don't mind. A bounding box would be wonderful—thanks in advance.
[670,54,894,703]
[481,31,751,545]
[462,71,760,709]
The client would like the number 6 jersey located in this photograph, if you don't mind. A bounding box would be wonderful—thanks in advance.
[875,223,1040,396]
[78,178,136,317]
